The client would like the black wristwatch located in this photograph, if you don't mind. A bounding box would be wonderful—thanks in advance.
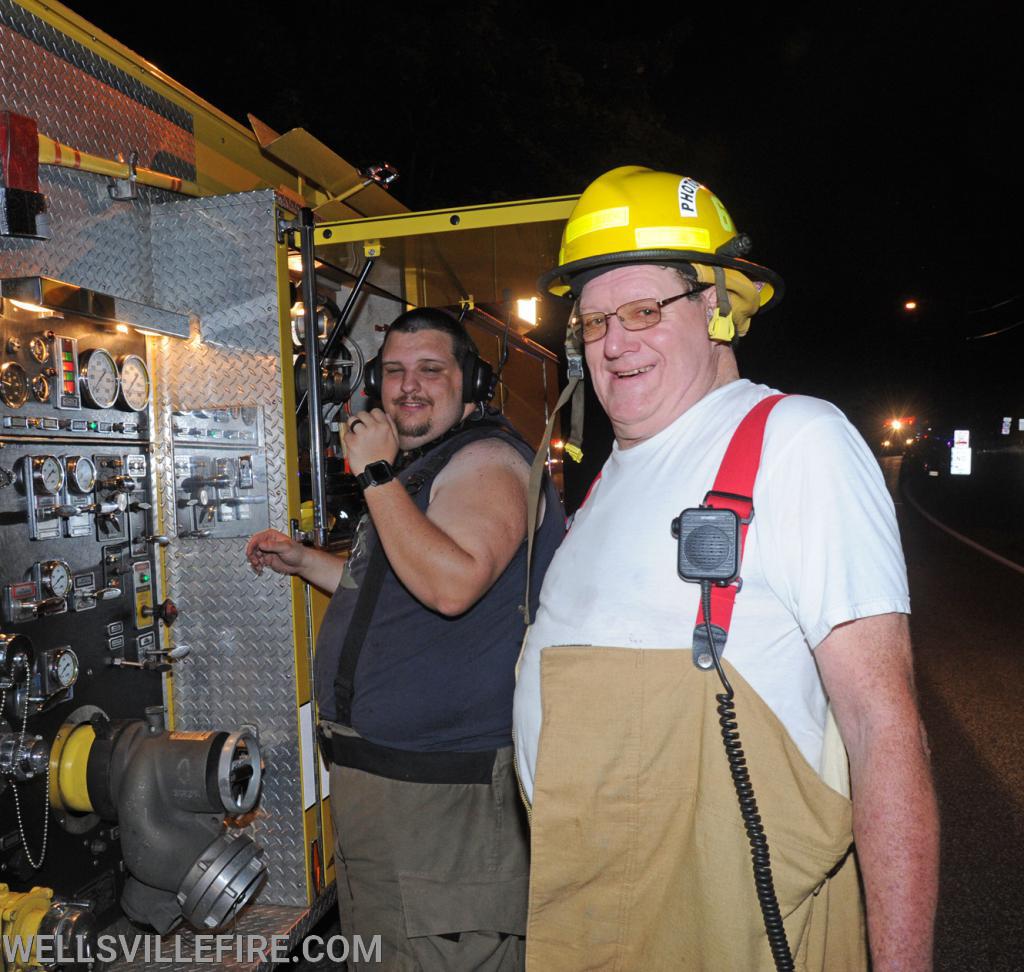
[356,460,395,490]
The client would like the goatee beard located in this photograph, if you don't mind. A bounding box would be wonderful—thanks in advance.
[395,418,431,439]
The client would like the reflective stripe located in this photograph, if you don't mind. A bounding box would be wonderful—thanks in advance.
[564,205,630,243]
[634,225,711,249]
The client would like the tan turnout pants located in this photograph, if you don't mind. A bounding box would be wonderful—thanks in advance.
[525,646,867,971]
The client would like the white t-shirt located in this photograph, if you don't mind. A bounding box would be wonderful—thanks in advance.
[513,379,910,802]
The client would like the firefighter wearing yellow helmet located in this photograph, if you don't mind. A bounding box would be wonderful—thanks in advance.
[515,169,938,970]
[541,164,784,342]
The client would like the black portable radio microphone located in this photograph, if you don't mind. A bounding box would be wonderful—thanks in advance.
[673,500,795,972]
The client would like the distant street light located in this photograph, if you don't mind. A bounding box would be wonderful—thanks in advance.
[904,299,918,311]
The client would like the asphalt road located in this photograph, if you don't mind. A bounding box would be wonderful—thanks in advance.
[883,457,1024,971]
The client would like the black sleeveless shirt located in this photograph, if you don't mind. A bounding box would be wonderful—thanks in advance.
[315,413,564,753]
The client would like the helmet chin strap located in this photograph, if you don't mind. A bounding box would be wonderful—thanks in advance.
[708,265,737,343]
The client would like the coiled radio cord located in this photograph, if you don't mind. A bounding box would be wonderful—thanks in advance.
[701,581,794,972]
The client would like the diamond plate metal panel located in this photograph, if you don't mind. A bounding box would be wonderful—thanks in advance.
[148,190,307,907]
[0,3,195,179]
[105,892,337,972]
[0,166,171,299]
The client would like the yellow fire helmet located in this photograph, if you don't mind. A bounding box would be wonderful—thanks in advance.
[539,165,785,342]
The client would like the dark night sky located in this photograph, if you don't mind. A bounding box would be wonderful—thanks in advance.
[67,1,1022,448]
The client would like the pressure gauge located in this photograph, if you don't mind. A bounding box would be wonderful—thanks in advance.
[41,560,73,597]
[0,362,29,408]
[66,455,97,494]
[32,455,65,495]
[49,647,79,689]
[118,354,151,412]
[79,348,120,409]
[29,337,49,363]
[31,374,50,403]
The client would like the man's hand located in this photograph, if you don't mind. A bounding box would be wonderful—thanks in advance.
[245,529,346,593]
[343,409,399,476]
[816,613,938,971]
[246,529,307,576]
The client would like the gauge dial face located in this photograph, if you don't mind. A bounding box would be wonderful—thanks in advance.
[31,374,50,403]
[0,362,29,408]
[118,354,151,412]
[66,456,97,494]
[79,348,120,409]
[29,337,49,363]
[42,560,72,597]
[33,455,65,494]
[53,648,79,687]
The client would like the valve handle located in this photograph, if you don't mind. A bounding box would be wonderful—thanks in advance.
[142,598,179,626]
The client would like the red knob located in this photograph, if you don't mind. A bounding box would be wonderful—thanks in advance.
[148,598,179,626]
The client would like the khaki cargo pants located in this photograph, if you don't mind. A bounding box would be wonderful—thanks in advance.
[330,746,529,970]
[525,647,867,971]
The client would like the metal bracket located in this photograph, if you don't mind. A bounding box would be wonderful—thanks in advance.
[108,151,139,201]
[692,623,728,670]
[566,349,584,380]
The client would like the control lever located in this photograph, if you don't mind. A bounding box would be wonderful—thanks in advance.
[107,657,170,673]
[26,595,66,616]
[100,475,138,493]
[143,644,191,663]
[131,500,153,512]
[180,529,212,539]
[54,499,127,519]
[52,503,89,518]
[181,475,231,490]
[83,586,122,602]
[143,535,171,547]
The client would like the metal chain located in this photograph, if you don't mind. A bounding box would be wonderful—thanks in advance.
[11,671,49,869]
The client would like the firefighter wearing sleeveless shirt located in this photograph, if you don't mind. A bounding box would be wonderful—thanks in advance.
[512,168,938,971]
[248,308,562,970]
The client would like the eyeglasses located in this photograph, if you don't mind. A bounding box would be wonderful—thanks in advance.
[571,283,713,344]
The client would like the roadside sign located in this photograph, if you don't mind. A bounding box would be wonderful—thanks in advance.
[950,445,972,475]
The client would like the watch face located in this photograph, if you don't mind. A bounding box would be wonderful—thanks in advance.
[362,460,394,487]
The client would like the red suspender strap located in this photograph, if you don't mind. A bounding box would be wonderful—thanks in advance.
[694,394,788,648]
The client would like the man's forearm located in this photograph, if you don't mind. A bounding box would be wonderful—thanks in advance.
[850,716,939,970]
[296,546,347,594]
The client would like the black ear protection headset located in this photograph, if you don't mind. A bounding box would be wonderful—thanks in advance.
[364,308,496,404]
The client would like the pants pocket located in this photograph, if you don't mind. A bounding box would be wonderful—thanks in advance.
[399,871,527,971]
